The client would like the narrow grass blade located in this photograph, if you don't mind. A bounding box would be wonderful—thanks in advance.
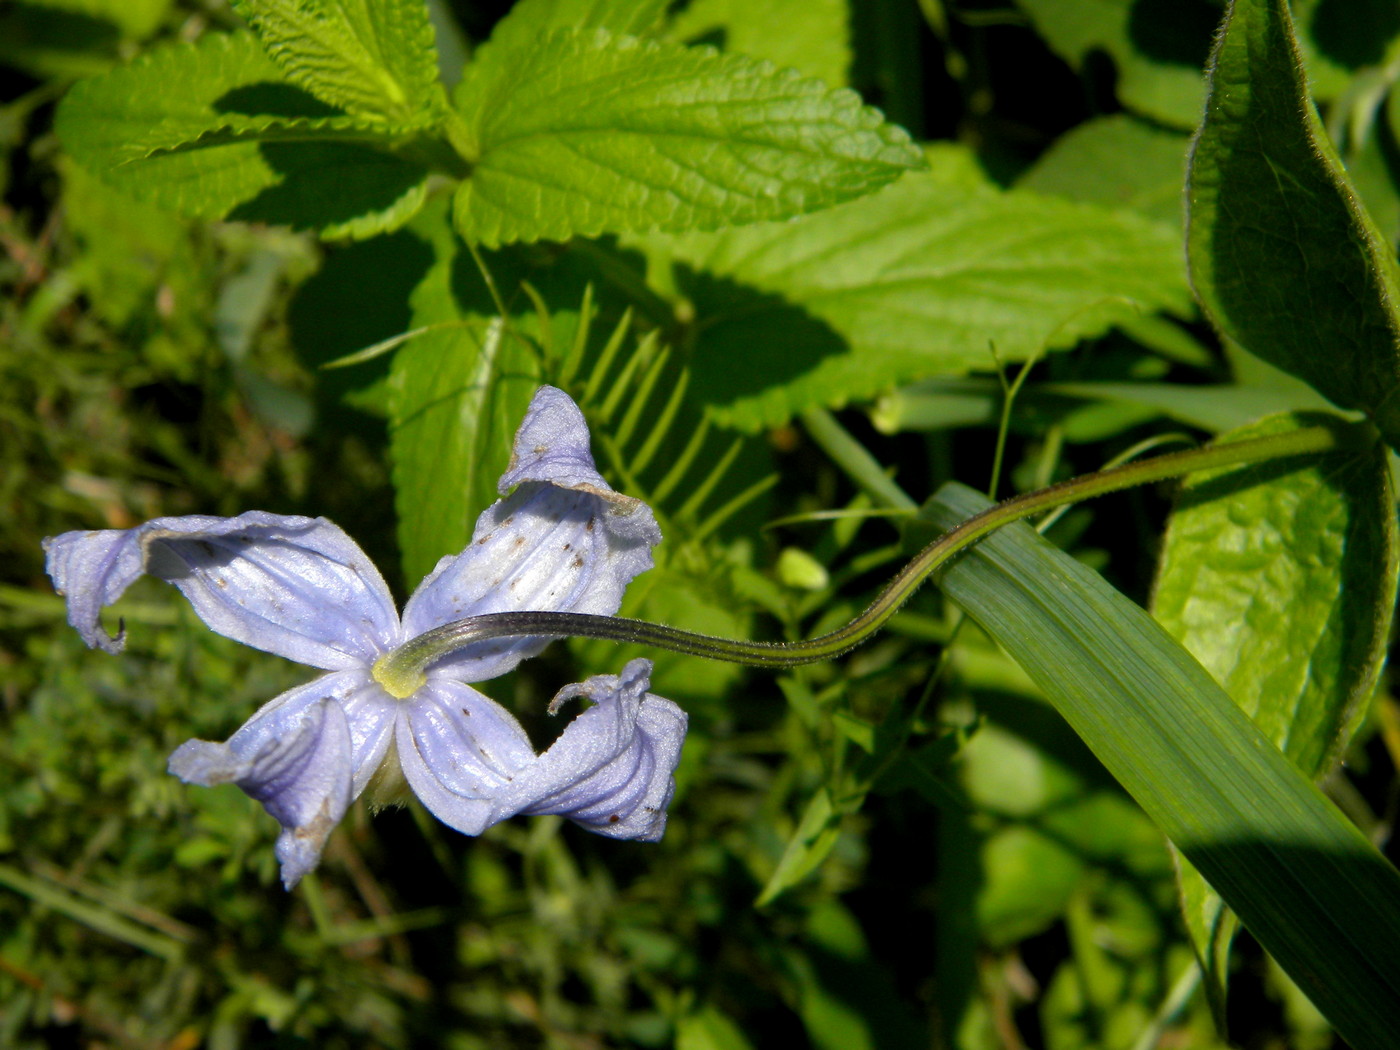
[923,482,1400,1049]
[1151,412,1398,1019]
[0,863,185,961]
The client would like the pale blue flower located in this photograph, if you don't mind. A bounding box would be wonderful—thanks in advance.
[45,387,686,889]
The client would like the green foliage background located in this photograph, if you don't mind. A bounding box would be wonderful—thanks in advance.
[3,1,1400,1048]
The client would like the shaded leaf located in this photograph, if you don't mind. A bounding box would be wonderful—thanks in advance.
[755,786,842,906]
[656,156,1192,430]
[676,1005,758,1050]
[451,26,922,247]
[0,0,171,78]
[1151,411,1398,1017]
[922,477,1400,1050]
[1291,0,1400,97]
[387,210,545,583]
[1187,0,1400,446]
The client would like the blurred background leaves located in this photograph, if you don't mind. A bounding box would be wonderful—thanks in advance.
[4,1,1400,1048]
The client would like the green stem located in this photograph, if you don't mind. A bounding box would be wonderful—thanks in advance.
[801,407,917,511]
[378,422,1358,677]
[440,107,478,169]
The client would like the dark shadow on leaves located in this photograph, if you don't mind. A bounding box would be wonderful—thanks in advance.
[287,229,436,585]
[677,26,727,51]
[0,6,119,65]
[1309,0,1400,70]
[213,82,344,120]
[1127,0,1220,68]
[209,83,421,234]
[289,227,434,380]
[798,938,932,1047]
[1182,839,1400,1041]
[225,142,425,233]
[674,265,846,425]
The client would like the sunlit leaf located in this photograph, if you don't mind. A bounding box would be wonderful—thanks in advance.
[654,155,1192,430]
[451,26,922,247]
[55,31,430,238]
[667,0,852,86]
[231,0,446,124]
[481,0,671,54]
[1016,114,1189,229]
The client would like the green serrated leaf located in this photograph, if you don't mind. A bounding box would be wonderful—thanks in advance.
[1016,0,1213,129]
[387,215,546,584]
[231,0,445,124]
[59,30,301,160]
[56,31,431,238]
[143,112,423,155]
[1150,411,1398,1020]
[1187,0,1400,446]
[480,0,671,57]
[652,156,1191,430]
[922,479,1400,1050]
[451,26,922,247]
[667,0,852,87]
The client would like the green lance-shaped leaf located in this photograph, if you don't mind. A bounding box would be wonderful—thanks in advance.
[230,0,446,125]
[56,31,433,238]
[1187,0,1400,445]
[921,478,1400,1050]
[450,26,922,247]
[387,211,545,584]
[1150,412,1398,1022]
[389,317,545,585]
[755,786,844,907]
[652,156,1192,430]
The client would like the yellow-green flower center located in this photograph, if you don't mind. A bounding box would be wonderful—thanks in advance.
[370,651,426,700]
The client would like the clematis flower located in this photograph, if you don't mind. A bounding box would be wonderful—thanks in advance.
[44,386,686,889]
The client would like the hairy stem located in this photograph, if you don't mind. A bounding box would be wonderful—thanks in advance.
[381,421,1360,675]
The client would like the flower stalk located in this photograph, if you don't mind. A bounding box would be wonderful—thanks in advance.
[387,420,1362,672]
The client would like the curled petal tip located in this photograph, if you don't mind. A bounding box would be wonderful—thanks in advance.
[399,388,661,680]
[168,695,355,890]
[497,388,660,543]
[516,659,688,841]
[45,512,400,670]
